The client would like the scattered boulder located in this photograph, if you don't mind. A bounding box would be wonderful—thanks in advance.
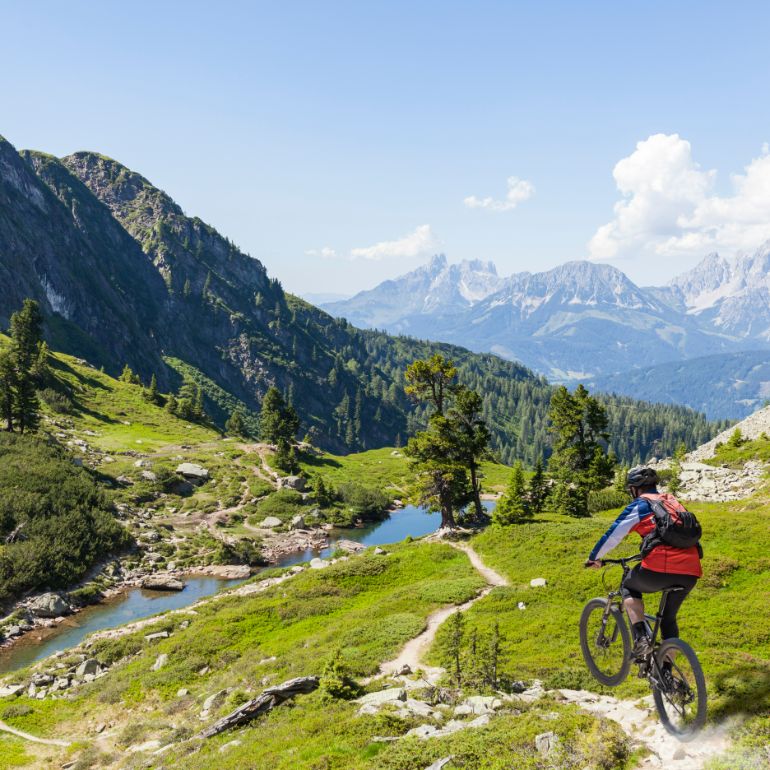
[176,463,210,481]
[201,689,228,716]
[518,601,527,610]
[535,731,558,756]
[355,688,406,707]
[530,578,547,588]
[337,539,366,553]
[142,575,185,591]
[76,659,100,678]
[290,514,306,530]
[278,476,306,491]
[0,684,25,698]
[260,516,282,528]
[145,631,170,642]
[309,558,329,570]
[152,654,168,671]
[140,470,158,482]
[28,592,71,618]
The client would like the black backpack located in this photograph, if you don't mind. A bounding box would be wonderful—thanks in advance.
[639,494,703,556]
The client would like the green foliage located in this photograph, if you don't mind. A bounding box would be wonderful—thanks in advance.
[119,363,141,384]
[727,427,746,448]
[404,353,457,416]
[548,384,615,517]
[319,649,362,700]
[404,357,491,527]
[493,462,531,525]
[252,489,306,523]
[528,457,548,513]
[225,408,248,438]
[259,386,299,444]
[335,482,389,519]
[588,487,630,514]
[0,299,45,433]
[0,432,131,604]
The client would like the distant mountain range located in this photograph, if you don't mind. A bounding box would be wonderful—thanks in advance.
[322,249,770,418]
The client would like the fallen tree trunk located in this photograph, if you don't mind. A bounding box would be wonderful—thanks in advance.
[199,676,319,739]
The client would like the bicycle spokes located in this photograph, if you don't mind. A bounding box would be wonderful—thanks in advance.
[588,610,625,674]
[654,646,703,734]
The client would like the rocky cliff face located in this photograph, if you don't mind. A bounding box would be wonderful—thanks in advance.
[0,138,414,450]
[0,139,167,377]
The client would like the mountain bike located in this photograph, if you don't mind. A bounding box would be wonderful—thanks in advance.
[579,554,707,739]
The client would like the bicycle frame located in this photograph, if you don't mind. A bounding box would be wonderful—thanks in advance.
[600,555,684,678]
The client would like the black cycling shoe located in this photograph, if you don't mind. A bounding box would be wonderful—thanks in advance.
[632,635,652,663]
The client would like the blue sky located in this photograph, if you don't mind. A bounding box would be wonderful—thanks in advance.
[3,1,770,295]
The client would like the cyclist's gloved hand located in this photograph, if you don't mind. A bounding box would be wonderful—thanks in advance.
[584,559,602,569]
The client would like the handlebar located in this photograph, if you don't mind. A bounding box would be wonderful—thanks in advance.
[597,554,642,567]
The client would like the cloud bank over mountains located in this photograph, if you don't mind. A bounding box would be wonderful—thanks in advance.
[590,133,770,265]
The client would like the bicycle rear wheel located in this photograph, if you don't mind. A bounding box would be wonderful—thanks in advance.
[579,597,631,686]
[652,638,707,739]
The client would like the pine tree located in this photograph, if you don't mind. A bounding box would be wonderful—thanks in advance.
[447,386,491,520]
[120,364,140,384]
[165,393,178,414]
[143,373,161,405]
[259,386,299,444]
[0,350,16,432]
[405,354,457,416]
[548,384,615,517]
[528,458,548,513]
[493,462,531,525]
[226,409,247,438]
[447,611,465,686]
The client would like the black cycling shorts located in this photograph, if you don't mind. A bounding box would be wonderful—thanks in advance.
[621,565,698,639]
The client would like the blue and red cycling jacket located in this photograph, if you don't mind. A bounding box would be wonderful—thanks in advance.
[588,492,702,577]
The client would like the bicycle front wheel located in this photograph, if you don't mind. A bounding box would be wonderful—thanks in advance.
[652,638,707,739]
[579,597,631,687]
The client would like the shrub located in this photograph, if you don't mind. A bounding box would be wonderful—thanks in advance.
[319,649,362,700]
[0,433,131,603]
[40,386,74,414]
[335,482,389,520]
[588,487,628,514]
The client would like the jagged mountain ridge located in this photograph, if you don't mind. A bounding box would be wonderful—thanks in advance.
[322,250,770,394]
[323,253,504,332]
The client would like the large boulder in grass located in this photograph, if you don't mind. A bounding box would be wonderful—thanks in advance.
[278,476,306,491]
[29,592,71,618]
[175,463,210,481]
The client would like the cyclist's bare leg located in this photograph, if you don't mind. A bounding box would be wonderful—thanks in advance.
[624,596,645,625]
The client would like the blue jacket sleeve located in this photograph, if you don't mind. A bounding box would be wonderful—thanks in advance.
[588,500,647,561]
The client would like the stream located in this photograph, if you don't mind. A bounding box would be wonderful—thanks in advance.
[0,502,494,673]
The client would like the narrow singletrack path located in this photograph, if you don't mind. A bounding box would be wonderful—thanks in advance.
[378,540,508,678]
[0,719,70,747]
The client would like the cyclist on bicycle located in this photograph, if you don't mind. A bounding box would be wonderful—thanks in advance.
[584,466,702,660]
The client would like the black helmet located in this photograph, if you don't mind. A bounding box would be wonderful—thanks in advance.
[626,466,658,490]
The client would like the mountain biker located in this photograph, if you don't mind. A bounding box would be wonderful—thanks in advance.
[584,466,702,661]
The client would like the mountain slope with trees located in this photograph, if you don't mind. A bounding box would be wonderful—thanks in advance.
[0,135,725,462]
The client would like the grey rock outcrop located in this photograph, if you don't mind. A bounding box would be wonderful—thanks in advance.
[28,592,71,618]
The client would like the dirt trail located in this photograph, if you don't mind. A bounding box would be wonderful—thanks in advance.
[378,541,508,678]
[0,719,70,747]
[373,539,731,768]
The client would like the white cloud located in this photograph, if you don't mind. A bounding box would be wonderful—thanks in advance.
[589,133,770,262]
[305,246,338,259]
[464,176,535,212]
[349,224,439,261]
